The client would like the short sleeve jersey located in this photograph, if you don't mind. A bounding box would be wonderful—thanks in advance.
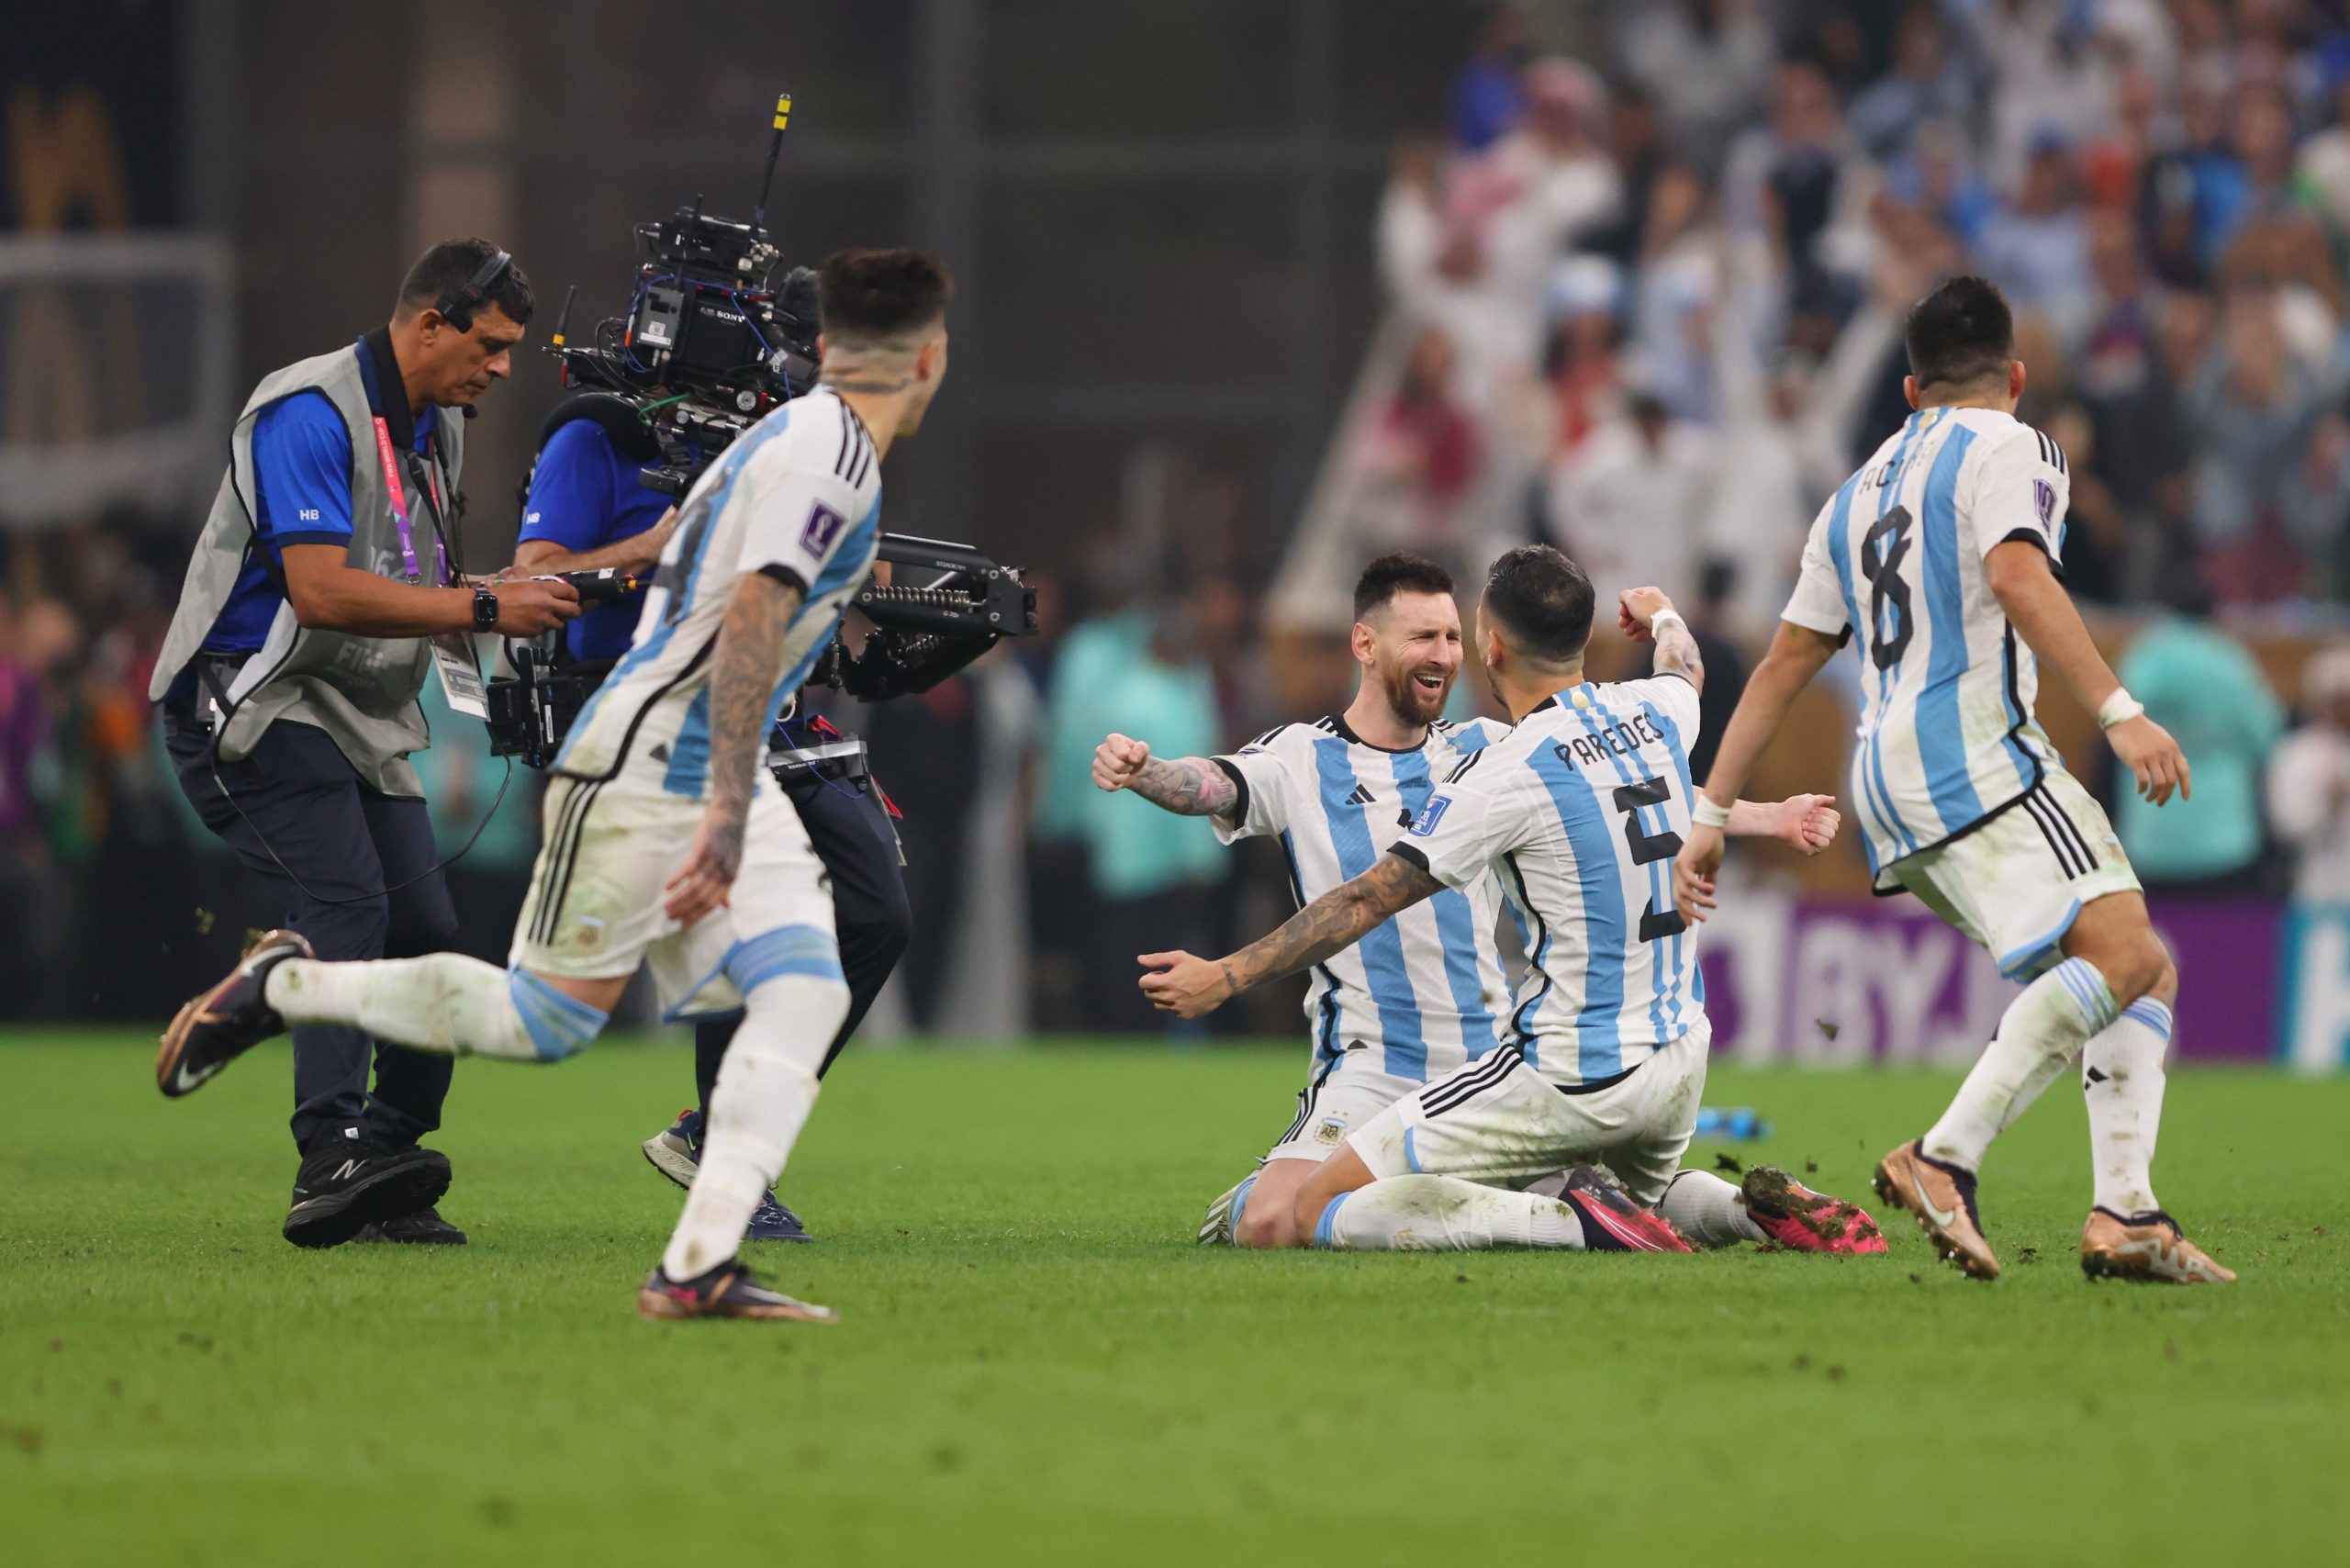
[203,358,437,655]
[553,388,880,796]
[1783,405,2073,886]
[1211,714,1514,1086]
[1390,677,1704,1088]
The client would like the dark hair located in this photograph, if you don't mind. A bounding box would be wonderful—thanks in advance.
[1353,552,1455,620]
[1903,274,2012,392]
[1482,544,1595,665]
[818,248,954,345]
[397,238,533,327]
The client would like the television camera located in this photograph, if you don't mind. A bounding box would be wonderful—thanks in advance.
[484,92,1037,770]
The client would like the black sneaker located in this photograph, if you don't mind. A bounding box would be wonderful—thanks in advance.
[745,1193,811,1243]
[355,1207,468,1245]
[637,1260,838,1323]
[283,1134,452,1250]
[156,929,314,1098]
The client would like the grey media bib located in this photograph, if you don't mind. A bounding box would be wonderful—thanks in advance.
[150,342,465,798]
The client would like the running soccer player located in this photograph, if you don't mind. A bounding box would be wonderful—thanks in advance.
[154,248,956,1321]
[1674,274,2230,1284]
[1138,547,1886,1256]
[1102,553,1841,1249]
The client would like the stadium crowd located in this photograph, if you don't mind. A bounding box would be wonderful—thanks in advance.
[20,0,2350,1032]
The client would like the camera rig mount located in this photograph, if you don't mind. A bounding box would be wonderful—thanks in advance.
[534,92,818,498]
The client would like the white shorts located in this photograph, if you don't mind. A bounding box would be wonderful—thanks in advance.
[1892,771,2142,981]
[511,767,838,1020]
[1262,1058,1428,1165]
[1347,1019,1711,1208]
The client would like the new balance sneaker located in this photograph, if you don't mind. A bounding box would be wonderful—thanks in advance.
[156,929,313,1098]
[643,1108,811,1241]
[355,1207,469,1246]
[1740,1165,1889,1255]
[2080,1207,2236,1284]
[637,1260,838,1323]
[283,1134,451,1250]
[1874,1139,1999,1280]
[640,1109,705,1189]
[1561,1166,1693,1253]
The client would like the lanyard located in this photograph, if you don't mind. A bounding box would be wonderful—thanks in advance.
[371,416,448,585]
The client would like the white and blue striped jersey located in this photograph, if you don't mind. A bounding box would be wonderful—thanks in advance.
[554,388,881,795]
[1392,678,1703,1088]
[1214,715,1514,1085]
[1784,406,2072,888]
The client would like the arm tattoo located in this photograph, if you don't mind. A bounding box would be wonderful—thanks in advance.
[704,573,802,864]
[1222,852,1442,997]
[1653,616,1705,692]
[1129,756,1240,819]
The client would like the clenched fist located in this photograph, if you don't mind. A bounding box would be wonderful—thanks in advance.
[1093,733,1152,793]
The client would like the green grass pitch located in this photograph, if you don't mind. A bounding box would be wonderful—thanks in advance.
[2,1036,2344,1566]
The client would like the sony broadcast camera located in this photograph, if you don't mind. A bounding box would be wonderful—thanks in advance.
[484,94,1037,770]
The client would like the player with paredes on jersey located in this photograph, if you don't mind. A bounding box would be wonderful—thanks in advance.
[1099,553,1842,1249]
[1676,274,2231,1285]
[1134,546,1886,1258]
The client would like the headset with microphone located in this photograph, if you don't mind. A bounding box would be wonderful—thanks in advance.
[433,247,512,334]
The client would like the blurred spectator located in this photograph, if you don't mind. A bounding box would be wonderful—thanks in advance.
[1846,2,1979,161]
[1356,327,1483,549]
[1588,84,1672,265]
[1627,165,1724,423]
[1616,0,1777,178]
[1547,386,1717,602]
[1449,3,1527,152]
[1059,604,1225,1034]
[1975,135,2098,348]
[1382,59,1620,415]
[2267,644,2350,905]
[1721,60,1861,287]
[2112,575,2284,894]
[2186,285,2342,599]
[1543,255,1626,455]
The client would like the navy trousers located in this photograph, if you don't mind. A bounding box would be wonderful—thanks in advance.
[164,710,461,1153]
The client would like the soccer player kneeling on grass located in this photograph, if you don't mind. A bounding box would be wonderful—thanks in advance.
[1675,275,2229,1285]
[1100,552,1848,1250]
[1139,547,1888,1258]
[155,249,955,1322]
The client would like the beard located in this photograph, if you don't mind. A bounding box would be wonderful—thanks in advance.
[1377,660,1452,725]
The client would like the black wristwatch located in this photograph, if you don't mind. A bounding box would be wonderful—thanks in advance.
[472,585,501,632]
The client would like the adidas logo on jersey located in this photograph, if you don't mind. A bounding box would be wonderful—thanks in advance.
[1344,783,1377,807]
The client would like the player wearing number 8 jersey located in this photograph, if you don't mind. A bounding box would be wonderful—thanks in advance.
[1678,275,2232,1285]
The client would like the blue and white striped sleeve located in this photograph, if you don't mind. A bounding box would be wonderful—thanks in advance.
[1388,751,1528,890]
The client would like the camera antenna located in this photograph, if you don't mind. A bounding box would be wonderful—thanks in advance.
[753,90,791,234]
[550,283,577,349]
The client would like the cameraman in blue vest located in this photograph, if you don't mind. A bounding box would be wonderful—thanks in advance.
[514,397,911,1241]
[151,240,579,1248]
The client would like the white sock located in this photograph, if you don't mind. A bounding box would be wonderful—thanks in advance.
[264,957,607,1061]
[662,967,847,1281]
[1318,1176,1586,1251]
[1659,1170,1768,1248]
[1923,957,2118,1171]
[2084,998,2171,1215]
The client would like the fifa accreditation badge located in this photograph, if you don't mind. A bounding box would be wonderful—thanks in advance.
[1408,795,1451,837]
